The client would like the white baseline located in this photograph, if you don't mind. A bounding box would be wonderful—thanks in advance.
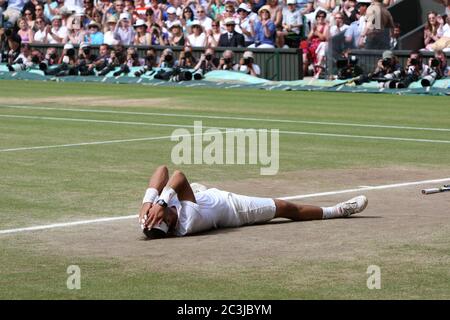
[1,104,449,132]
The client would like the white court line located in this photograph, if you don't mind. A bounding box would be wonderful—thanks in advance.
[2,104,450,132]
[1,176,449,235]
[1,114,450,150]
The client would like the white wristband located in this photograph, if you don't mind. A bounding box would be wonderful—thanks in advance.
[159,186,176,204]
[142,188,158,204]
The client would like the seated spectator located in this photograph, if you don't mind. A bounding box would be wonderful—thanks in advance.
[44,0,65,23]
[165,6,181,30]
[187,20,208,47]
[110,0,126,21]
[125,46,143,67]
[330,12,349,36]
[23,9,35,30]
[67,14,86,45]
[429,15,450,52]
[218,17,245,47]
[85,21,104,45]
[219,2,238,33]
[340,0,357,26]
[45,15,68,44]
[207,0,226,20]
[17,18,34,44]
[178,45,197,68]
[390,22,400,50]
[218,49,238,70]
[265,0,282,27]
[207,20,222,47]
[248,6,276,48]
[113,12,135,45]
[237,3,256,47]
[32,17,49,43]
[34,4,49,26]
[181,6,195,33]
[424,11,442,50]
[238,50,261,77]
[148,0,163,25]
[149,23,168,45]
[196,5,213,32]
[277,0,303,48]
[133,19,152,45]
[194,46,220,73]
[104,15,119,45]
[301,10,329,76]
[7,43,32,72]
[168,22,185,46]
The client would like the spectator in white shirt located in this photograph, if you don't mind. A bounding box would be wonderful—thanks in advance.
[45,15,68,44]
[187,20,208,47]
[277,0,303,48]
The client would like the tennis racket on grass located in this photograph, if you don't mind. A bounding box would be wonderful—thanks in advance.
[421,185,450,195]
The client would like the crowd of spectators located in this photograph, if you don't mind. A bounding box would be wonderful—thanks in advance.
[0,0,448,79]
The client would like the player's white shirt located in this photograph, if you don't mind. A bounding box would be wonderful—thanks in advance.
[168,188,276,236]
[169,188,236,236]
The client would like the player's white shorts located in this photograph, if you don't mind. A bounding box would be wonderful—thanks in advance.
[227,192,277,227]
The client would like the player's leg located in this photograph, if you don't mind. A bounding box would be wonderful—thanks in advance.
[274,195,368,221]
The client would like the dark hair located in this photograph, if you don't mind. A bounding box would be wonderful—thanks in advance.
[183,6,194,21]
[146,8,154,16]
[316,10,327,19]
[143,228,167,239]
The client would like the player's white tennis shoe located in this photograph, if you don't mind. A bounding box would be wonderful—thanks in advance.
[336,195,368,217]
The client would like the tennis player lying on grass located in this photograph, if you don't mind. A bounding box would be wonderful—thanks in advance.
[139,166,368,239]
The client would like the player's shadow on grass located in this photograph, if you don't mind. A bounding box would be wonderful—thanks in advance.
[140,216,383,240]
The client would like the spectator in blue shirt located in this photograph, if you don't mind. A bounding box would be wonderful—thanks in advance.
[85,21,104,45]
[248,6,276,48]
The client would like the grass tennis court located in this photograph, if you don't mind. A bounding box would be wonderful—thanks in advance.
[0,80,449,299]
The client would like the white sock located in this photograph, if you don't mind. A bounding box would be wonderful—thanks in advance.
[321,206,343,219]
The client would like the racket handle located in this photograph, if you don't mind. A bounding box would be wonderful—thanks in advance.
[422,188,441,194]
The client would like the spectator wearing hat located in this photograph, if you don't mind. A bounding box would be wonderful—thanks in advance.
[133,18,151,45]
[196,5,213,31]
[168,22,185,46]
[113,12,135,45]
[85,21,104,45]
[361,0,394,50]
[278,0,303,48]
[218,17,245,47]
[104,15,119,45]
[165,6,181,30]
[248,6,276,48]
[45,15,68,44]
[344,0,370,48]
[371,49,401,79]
[238,50,261,76]
[187,20,208,47]
[237,3,257,47]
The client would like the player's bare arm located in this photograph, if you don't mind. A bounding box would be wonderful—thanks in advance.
[145,169,195,228]
[138,165,169,224]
